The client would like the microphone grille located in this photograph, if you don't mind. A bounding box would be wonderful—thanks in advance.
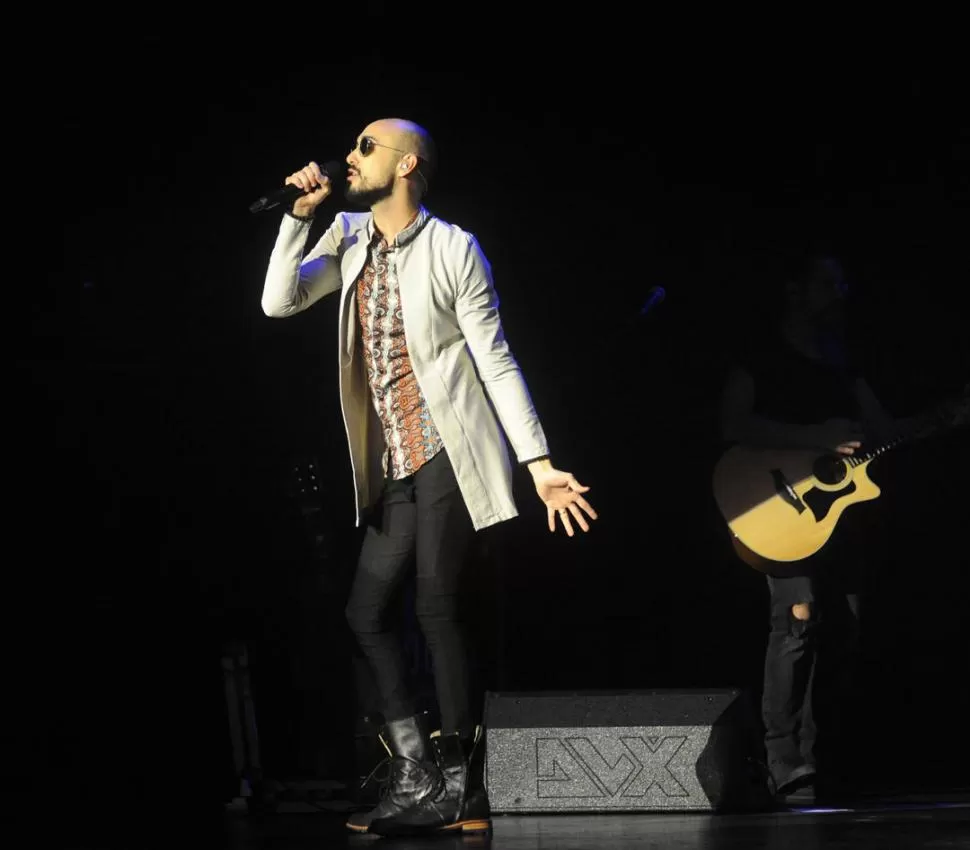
[322,160,346,180]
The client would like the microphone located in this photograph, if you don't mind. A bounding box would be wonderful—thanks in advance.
[639,285,666,317]
[248,160,346,214]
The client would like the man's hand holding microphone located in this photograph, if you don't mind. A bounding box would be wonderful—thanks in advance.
[286,161,335,218]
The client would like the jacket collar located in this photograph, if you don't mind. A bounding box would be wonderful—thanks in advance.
[364,205,430,248]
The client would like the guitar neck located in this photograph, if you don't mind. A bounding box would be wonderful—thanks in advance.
[850,389,968,467]
[849,433,907,467]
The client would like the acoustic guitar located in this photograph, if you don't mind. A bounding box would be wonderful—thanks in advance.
[711,384,968,575]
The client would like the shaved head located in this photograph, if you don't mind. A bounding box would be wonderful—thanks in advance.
[363,117,437,192]
[394,119,437,173]
[367,118,435,160]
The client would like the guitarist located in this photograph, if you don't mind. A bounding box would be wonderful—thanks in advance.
[719,252,904,805]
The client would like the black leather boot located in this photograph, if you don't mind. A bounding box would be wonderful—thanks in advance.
[369,725,492,837]
[345,713,438,834]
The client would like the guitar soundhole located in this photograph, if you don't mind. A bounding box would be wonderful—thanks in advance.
[812,455,848,486]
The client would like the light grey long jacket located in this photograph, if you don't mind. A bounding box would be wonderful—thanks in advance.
[260,207,549,531]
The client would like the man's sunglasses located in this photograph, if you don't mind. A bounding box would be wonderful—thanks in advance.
[353,136,411,157]
[352,136,428,188]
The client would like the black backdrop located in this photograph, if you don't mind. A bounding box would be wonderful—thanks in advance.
[17,32,970,828]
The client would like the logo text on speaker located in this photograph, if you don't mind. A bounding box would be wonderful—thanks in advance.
[536,735,690,799]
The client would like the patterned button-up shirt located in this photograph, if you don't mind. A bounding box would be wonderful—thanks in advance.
[356,210,444,479]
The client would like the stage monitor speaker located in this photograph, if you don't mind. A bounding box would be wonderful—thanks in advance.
[483,688,771,813]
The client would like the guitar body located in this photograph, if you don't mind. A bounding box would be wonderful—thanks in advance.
[711,385,967,576]
[712,445,881,571]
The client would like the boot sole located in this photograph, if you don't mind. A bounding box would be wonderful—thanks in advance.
[345,822,369,833]
[440,819,492,834]
[370,818,492,837]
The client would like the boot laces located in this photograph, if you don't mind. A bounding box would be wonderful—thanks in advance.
[360,755,444,804]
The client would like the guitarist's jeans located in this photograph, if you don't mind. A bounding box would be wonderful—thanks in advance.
[762,569,862,788]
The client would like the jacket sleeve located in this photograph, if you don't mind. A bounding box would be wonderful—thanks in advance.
[261,213,344,317]
[454,234,550,463]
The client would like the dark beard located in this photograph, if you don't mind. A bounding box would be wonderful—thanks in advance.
[344,177,393,208]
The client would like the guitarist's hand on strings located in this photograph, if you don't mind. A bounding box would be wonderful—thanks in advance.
[814,418,864,455]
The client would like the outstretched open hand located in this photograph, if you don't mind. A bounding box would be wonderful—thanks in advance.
[532,467,598,536]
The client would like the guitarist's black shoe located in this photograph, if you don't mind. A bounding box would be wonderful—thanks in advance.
[778,781,816,807]
[771,762,817,806]
[775,762,817,793]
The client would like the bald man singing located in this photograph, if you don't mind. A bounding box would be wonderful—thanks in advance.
[260,118,597,837]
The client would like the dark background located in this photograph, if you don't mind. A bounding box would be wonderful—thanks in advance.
[16,31,969,829]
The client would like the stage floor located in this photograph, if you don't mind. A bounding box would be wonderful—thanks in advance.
[218,791,970,850]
